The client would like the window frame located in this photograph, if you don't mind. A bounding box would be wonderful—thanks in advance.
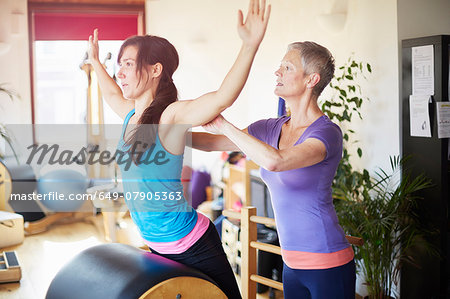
[27,1,145,134]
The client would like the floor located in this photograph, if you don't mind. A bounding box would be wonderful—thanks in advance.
[0,214,107,299]
[0,212,283,299]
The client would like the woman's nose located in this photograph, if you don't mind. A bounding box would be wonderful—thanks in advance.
[275,68,281,77]
[117,68,124,79]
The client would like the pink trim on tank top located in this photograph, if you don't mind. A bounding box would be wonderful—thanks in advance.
[282,246,354,270]
[143,212,210,254]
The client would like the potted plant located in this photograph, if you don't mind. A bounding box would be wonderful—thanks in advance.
[334,156,436,298]
[320,59,437,298]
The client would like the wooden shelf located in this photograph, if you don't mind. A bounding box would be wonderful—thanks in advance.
[224,160,258,210]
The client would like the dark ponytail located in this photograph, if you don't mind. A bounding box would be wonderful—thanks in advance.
[118,35,179,163]
[139,74,178,125]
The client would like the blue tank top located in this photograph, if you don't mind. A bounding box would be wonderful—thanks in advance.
[117,109,197,242]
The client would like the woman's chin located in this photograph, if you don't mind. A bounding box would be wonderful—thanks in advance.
[274,89,283,97]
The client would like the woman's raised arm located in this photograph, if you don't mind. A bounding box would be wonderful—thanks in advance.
[162,0,271,127]
[88,29,134,119]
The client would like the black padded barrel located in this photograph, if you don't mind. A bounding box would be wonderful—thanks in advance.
[46,243,219,299]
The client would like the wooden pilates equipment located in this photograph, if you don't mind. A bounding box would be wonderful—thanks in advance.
[46,243,227,299]
[80,55,108,180]
[225,160,259,209]
[223,207,364,299]
[0,160,12,211]
[0,251,21,283]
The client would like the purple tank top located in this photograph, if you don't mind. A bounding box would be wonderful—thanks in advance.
[248,115,349,253]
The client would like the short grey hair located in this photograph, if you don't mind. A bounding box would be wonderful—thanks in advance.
[287,41,335,97]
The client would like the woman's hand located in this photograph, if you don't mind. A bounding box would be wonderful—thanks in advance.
[238,0,271,48]
[88,29,100,64]
[203,115,229,135]
[165,0,270,128]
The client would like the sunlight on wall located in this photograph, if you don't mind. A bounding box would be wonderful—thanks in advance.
[146,0,399,174]
[34,40,123,126]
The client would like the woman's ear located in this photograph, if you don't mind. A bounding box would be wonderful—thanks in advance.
[150,63,163,78]
[307,73,321,89]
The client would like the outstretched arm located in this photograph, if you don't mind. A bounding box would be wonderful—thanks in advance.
[203,115,327,172]
[88,29,134,119]
[163,0,271,127]
[190,130,247,152]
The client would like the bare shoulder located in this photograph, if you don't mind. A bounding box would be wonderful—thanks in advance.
[159,102,177,124]
[160,100,190,124]
[159,101,191,155]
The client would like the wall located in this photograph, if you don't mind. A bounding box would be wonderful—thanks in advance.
[146,0,399,174]
[398,0,450,41]
[0,0,448,173]
[0,0,31,125]
[0,0,401,173]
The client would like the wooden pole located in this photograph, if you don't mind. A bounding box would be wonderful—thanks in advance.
[250,241,281,255]
[241,206,257,299]
[250,274,283,291]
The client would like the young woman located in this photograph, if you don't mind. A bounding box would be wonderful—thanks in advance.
[194,42,356,298]
[87,1,270,298]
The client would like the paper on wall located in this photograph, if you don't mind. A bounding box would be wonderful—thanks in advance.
[412,45,434,96]
[409,95,432,137]
[436,102,450,139]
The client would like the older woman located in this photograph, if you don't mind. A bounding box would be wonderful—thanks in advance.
[194,42,356,298]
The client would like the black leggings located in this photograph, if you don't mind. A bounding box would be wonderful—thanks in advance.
[149,221,242,299]
[283,259,356,299]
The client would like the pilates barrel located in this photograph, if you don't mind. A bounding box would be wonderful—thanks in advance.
[46,243,227,299]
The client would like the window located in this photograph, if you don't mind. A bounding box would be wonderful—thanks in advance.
[29,2,145,127]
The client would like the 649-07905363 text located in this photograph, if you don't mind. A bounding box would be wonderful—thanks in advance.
[8,191,182,202]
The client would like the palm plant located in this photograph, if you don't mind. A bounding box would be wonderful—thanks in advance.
[334,156,436,298]
[0,84,19,160]
[322,57,437,298]
[0,84,18,101]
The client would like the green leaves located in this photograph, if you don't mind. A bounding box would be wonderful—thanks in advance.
[320,56,369,126]
[0,84,20,101]
[357,147,362,158]
[0,126,18,162]
[320,55,371,205]
[322,56,425,296]
[0,84,20,162]
[334,155,435,297]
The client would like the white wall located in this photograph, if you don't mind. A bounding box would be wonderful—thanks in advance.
[0,0,31,125]
[398,0,450,41]
[1,0,448,174]
[146,0,399,174]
